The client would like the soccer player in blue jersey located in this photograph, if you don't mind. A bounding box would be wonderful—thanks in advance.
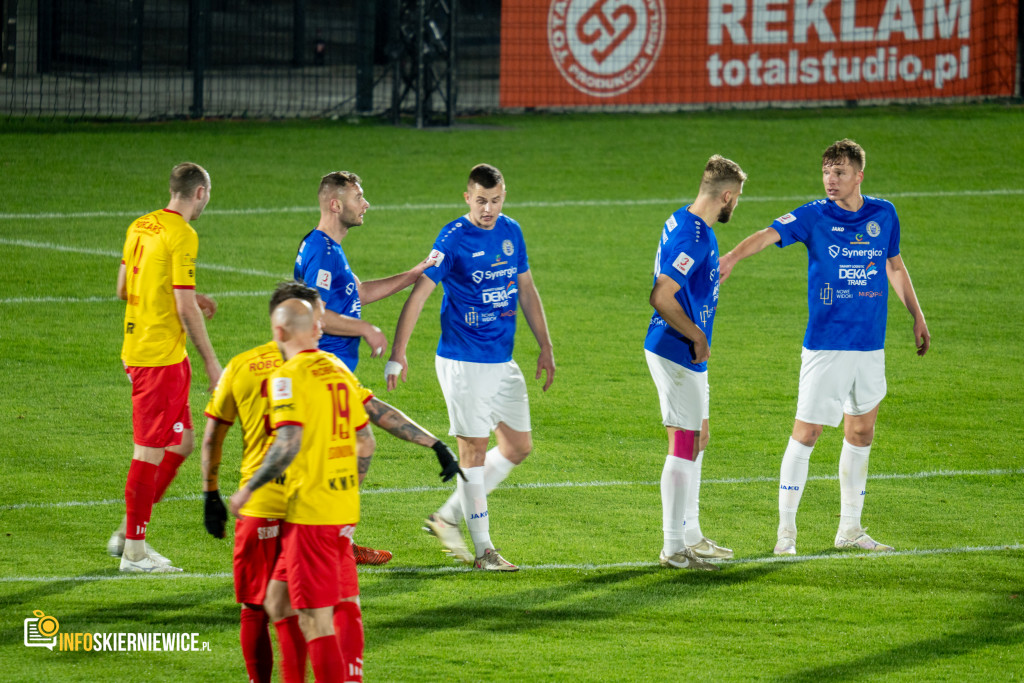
[719,139,930,556]
[645,155,747,571]
[294,171,434,372]
[385,163,556,572]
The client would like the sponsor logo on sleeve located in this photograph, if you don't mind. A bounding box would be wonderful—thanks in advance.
[665,215,677,232]
[672,251,695,276]
[777,213,796,225]
[429,249,445,267]
[272,377,293,401]
[316,269,332,290]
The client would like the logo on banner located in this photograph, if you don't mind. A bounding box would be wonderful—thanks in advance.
[548,0,665,98]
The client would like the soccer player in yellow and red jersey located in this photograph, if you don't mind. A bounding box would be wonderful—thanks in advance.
[203,282,461,683]
[111,162,222,573]
[229,298,370,683]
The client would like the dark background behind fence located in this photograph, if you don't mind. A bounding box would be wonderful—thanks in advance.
[2,0,1020,121]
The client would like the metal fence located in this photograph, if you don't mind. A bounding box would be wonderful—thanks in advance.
[2,0,1020,122]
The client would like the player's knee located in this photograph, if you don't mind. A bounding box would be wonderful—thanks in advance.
[671,429,699,461]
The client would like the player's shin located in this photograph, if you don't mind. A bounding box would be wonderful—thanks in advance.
[333,602,364,683]
[239,607,273,683]
[124,459,159,547]
[273,616,308,683]
[838,440,871,535]
[458,467,492,555]
[683,450,705,546]
[779,438,814,536]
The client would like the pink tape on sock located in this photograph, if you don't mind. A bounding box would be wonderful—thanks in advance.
[671,430,698,461]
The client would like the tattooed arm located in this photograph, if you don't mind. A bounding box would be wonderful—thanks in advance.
[356,424,376,485]
[363,397,464,482]
[228,425,302,517]
[364,397,438,446]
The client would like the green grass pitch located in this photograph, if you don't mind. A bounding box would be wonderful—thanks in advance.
[1,105,1023,681]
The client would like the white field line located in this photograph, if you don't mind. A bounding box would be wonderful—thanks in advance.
[2,467,1021,513]
[1,188,1023,221]
[1,544,1020,583]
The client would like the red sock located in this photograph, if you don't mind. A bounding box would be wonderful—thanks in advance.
[153,450,187,503]
[239,608,273,683]
[125,459,158,540]
[273,616,308,683]
[333,602,364,683]
[307,634,344,683]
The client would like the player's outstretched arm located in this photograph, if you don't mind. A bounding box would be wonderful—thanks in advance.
[719,227,782,282]
[174,288,222,390]
[357,253,437,305]
[229,425,302,517]
[386,275,437,391]
[321,310,388,358]
[886,254,930,356]
[517,270,555,392]
[364,397,466,482]
[200,417,231,538]
[650,275,709,364]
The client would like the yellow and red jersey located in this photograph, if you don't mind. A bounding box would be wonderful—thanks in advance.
[269,349,371,526]
[121,209,199,367]
[204,341,288,519]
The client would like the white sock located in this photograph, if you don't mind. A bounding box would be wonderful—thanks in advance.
[483,446,516,492]
[661,455,693,556]
[778,438,814,538]
[683,451,705,546]
[437,447,514,523]
[838,439,871,536]
[458,466,491,556]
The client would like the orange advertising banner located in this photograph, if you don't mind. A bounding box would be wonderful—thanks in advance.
[500,0,1018,107]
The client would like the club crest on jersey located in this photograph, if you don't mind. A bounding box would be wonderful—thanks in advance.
[866,221,881,238]
[502,239,514,256]
[316,269,332,289]
[672,251,695,276]
[272,377,293,401]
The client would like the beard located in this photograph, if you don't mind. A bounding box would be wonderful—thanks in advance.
[717,203,735,223]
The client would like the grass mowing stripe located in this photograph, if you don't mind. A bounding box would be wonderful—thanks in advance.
[0,238,281,278]
[1,188,1022,220]
[1,290,274,305]
[2,544,1019,583]
[4,467,1021,512]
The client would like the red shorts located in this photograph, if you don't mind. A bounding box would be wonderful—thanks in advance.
[274,523,358,609]
[233,516,283,605]
[126,358,193,448]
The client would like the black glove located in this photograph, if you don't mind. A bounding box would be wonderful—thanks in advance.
[431,440,465,482]
[204,490,228,538]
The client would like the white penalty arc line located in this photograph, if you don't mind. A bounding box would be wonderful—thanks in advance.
[2,467,1021,513]
[1,188,1022,221]
[0,544,1020,583]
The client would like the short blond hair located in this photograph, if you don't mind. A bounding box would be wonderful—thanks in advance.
[698,155,747,195]
[169,162,209,197]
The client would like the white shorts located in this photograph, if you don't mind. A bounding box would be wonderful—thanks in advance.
[645,350,710,432]
[796,348,886,427]
[435,356,531,438]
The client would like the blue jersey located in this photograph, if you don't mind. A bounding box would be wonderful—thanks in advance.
[644,207,719,372]
[294,229,361,370]
[424,214,529,363]
[772,196,901,351]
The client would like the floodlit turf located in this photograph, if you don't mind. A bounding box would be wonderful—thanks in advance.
[1,105,1023,681]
